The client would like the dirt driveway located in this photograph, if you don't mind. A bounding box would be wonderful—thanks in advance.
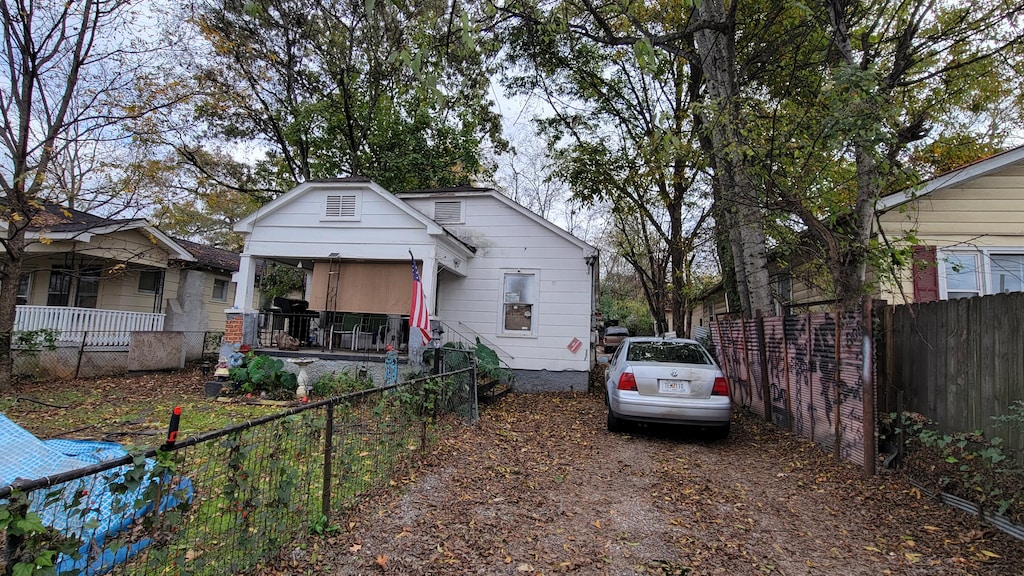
[307,392,1023,575]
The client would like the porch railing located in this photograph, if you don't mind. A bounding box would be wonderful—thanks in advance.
[14,305,165,346]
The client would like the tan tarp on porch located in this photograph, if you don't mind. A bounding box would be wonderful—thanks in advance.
[309,261,414,314]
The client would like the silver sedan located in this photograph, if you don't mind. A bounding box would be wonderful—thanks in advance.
[604,337,731,438]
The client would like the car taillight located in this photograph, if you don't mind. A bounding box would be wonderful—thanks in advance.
[712,376,730,397]
[617,372,637,391]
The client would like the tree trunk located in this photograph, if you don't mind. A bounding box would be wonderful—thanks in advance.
[694,0,772,318]
[826,0,882,310]
[0,232,26,391]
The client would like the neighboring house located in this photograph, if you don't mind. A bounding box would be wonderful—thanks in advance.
[5,202,239,341]
[230,178,600,391]
[877,145,1024,304]
[691,146,1024,317]
[168,239,241,333]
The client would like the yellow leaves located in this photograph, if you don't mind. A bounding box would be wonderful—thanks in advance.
[864,546,882,553]
[593,519,602,529]
[977,550,1001,561]
[904,552,922,563]
[374,554,388,568]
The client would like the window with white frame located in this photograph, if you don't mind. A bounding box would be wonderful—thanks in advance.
[213,278,229,301]
[991,254,1024,294]
[937,249,1024,299]
[943,252,982,299]
[501,272,537,335]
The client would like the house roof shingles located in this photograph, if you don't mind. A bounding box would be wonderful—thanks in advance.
[173,238,240,273]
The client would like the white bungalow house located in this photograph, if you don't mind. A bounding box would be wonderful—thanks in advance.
[230,178,600,391]
[4,202,240,343]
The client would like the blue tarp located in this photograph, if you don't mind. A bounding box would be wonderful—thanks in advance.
[1,414,193,575]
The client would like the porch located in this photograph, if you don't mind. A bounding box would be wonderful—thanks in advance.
[14,305,165,346]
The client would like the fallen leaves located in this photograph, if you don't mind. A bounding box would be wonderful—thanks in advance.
[286,393,1024,574]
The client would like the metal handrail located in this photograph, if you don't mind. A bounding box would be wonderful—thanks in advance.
[443,320,515,361]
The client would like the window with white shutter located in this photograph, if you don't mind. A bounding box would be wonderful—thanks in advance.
[433,200,463,224]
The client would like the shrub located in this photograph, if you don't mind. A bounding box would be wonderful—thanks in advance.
[229,354,298,400]
[883,410,1024,523]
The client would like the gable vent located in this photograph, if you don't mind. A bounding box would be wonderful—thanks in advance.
[434,200,463,224]
[325,194,359,219]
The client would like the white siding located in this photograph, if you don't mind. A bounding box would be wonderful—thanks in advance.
[242,187,437,261]
[407,195,594,373]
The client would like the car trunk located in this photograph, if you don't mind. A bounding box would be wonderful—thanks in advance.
[629,363,717,399]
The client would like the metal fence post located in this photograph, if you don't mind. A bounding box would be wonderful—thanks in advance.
[75,330,88,379]
[322,403,334,518]
[754,310,772,422]
[471,356,479,422]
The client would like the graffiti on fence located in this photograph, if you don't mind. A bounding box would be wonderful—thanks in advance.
[712,311,872,469]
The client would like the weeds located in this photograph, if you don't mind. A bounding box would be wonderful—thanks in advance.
[883,409,1024,522]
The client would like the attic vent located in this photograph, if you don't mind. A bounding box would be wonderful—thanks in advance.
[434,200,463,224]
[325,194,360,220]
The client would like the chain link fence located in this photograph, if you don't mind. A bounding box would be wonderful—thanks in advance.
[6,331,223,381]
[1,362,477,576]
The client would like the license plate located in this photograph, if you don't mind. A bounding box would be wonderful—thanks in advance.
[659,379,690,394]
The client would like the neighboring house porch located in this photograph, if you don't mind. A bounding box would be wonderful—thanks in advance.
[5,203,240,346]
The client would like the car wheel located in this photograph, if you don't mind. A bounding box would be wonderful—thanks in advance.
[607,408,624,433]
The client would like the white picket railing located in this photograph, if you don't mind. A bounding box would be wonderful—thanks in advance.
[14,305,165,346]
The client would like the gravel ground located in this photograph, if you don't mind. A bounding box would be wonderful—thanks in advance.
[283,392,1024,576]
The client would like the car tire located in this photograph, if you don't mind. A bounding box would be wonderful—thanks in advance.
[607,408,624,433]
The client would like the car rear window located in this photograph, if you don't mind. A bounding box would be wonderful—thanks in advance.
[626,342,711,365]
[606,327,629,336]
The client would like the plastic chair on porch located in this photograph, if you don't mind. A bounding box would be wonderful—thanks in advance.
[351,318,374,351]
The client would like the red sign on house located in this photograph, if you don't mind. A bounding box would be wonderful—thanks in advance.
[567,337,583,353]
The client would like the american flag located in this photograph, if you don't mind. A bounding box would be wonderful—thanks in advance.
[410,256,432,346]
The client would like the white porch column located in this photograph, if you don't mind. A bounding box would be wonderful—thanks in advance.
[232,254,257,311]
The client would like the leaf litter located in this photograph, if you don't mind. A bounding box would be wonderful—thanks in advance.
[304,392,1023,575]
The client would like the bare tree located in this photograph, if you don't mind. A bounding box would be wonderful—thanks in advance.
[0,0,175,389]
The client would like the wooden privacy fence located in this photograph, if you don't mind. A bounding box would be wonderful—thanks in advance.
[879,292,1024,460]
[711,304,875,475]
